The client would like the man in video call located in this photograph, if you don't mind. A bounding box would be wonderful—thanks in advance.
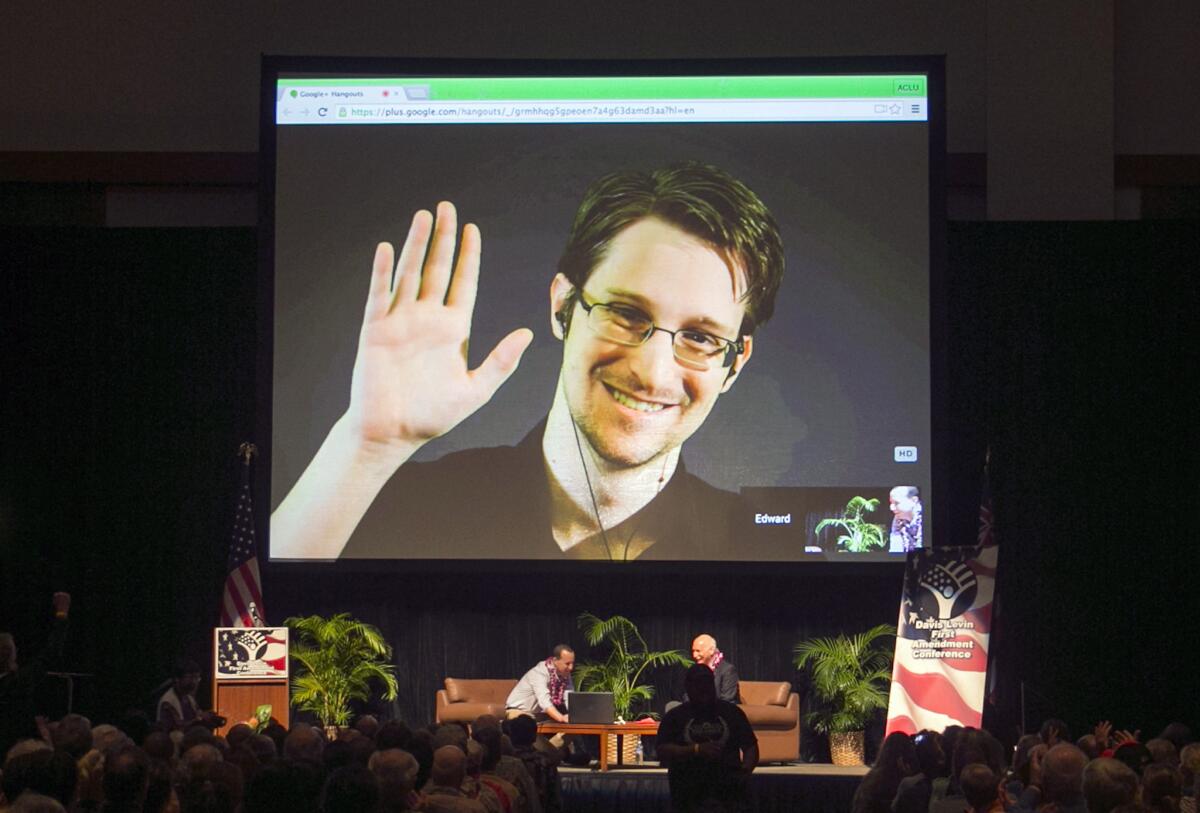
[271,162,785,561]
[889,486,924,553]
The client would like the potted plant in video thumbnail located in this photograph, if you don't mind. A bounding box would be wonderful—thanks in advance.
[813,496,887,552]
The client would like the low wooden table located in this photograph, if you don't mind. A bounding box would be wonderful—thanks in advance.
[537,721,659,771]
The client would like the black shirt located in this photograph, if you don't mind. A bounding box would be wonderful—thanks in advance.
[657,699,757,810]
[343,420,752,561]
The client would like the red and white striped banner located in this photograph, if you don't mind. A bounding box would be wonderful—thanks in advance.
[885,543,998,735]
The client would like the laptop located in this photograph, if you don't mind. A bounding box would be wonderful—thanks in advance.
[566,691,615,724]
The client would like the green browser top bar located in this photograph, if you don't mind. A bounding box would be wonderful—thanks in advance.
[278,75,927,100]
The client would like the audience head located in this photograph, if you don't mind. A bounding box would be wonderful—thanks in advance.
[961,763,1000,812]
[375,720,412,752]
[1079,734,1103,760]
[472,714,501,733]
[683,663,717,706]
[102,744,150,810]
[430,745,467,789]
[181,742,223,781]
[1040,718,1072,747]
[1142,763,1182,813]
[142,730,175,762]
[180,724,216,756]
[1157,724,1192,753]
[247,733,277,764]
[369,748,418,811]
[874,731,918,776]
[9,794,66,813]
[50,713,92,758]
[432,724,469,754]
[952,727,1006,779]
[1041,744,1088,806]
[474,727,503,772]
[1013,733,1044,783]
[283,723,325,765]
[353,715,380,741]
[465,738,484,777]
[225,723,253,751]
[1115,742,1155,777]
[1084,757,1140,813]
[320,764,379,813]
[0,749,76,809]
[91,723,130,755]
[506,714,537,749]
[1146,739,1179,768]
[914,730,946,779]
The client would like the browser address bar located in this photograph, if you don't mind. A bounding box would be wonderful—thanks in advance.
[282,98,925,125]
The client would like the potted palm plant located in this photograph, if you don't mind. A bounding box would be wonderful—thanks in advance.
[285,612,399,737]
[814,496,888,552]
[575,613,692,763]
[793,624,894,765]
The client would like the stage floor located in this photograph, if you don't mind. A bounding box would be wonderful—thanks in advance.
[558,762,868,812]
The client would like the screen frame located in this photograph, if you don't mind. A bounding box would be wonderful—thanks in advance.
[256,54,948,576]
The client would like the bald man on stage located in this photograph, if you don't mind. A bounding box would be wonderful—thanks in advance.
[690,634,739,703]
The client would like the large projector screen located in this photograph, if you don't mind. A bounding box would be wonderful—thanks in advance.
[262,59,943,563]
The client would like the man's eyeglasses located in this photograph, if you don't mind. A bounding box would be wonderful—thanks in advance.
[576,294,744,370]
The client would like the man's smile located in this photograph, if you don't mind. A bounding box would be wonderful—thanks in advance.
[602,382,678,414]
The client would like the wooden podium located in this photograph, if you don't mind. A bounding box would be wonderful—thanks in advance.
[212,627,290,736]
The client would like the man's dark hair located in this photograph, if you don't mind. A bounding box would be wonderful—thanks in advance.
[102,744,151,810]
[319,764,379,813]
[374,720,412,752]
[1114,742,1154,776]
[960,763,999,811]
[951,728,1006,778]
[551,644,574,659]
[1083,757,1140,813]
[506,714,537,749]
[557,162,785,336]
[913,730,946,778]
[473,727,503,772]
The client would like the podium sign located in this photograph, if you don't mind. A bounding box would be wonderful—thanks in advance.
[885,543,997,734]
[214,627,289,679]
[213,627,290,734]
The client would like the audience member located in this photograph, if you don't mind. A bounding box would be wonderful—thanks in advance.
[473,727,522,813]
[1084,757,1140,813]
[1042,719,1073,748]
[243,760,317,813]
[894,729,946,813]
[1178,743,1199,813]
[0,593,71,756]
[1147,740,1181,768]
[505,713,559,813]
[320,764,379,813]
[961,763,1003,813]
[1143,763,1183,813]
[473,720,540,813]
[101,744,150,812]
[421,745,487,812]
[850,731,918,813]
[377,721,413,753]
[370,748,420,812]
[284,724,326,766]
[354,715,381,741]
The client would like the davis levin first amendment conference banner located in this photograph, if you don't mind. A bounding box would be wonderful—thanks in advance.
[885,543,998,734]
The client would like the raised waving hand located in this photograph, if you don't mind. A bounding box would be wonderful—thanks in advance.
[271,203,532,559]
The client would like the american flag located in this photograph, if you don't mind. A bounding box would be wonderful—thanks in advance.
[220,450,265,628]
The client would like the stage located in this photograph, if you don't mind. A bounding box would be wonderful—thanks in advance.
[557,762,868,813]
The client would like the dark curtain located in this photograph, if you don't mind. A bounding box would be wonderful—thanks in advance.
[2,221,1196,748]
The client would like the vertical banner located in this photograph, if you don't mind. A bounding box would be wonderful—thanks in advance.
[885,543,998,734]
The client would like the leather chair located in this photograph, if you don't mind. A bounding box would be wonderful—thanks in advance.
[738,681,800,763]
[435,678,518,725]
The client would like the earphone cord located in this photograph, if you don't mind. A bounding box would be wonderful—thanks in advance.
[570,417,615,561]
